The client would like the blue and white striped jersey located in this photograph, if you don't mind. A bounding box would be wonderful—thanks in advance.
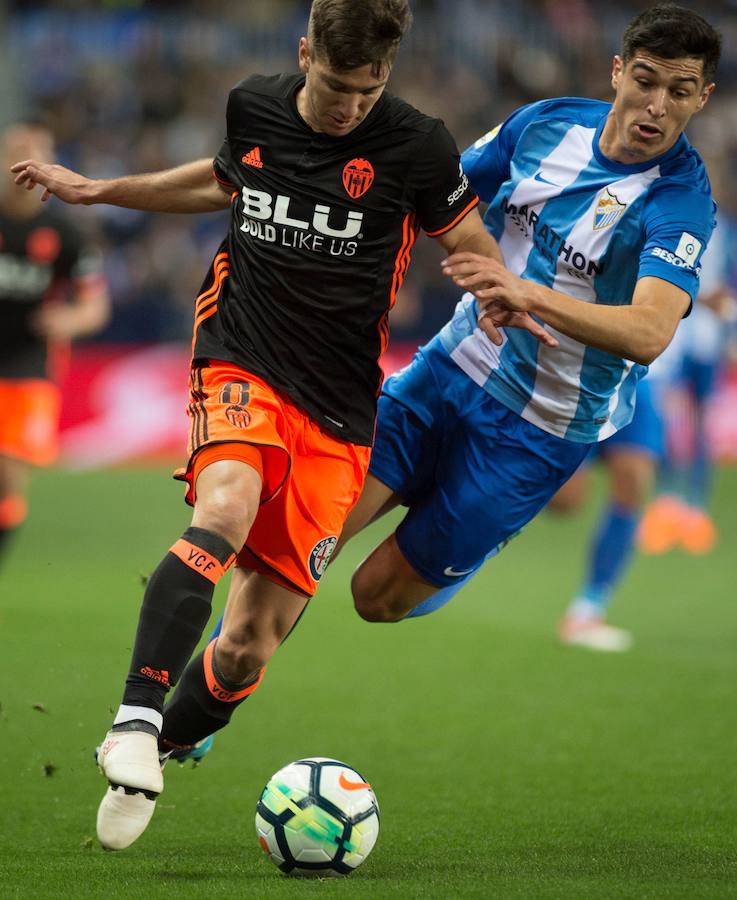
[439,97,715,442]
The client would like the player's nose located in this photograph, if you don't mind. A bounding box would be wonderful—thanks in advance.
[337,93,362,120]
[647,88,668,118]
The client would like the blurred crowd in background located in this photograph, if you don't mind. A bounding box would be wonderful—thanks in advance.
[2,0,737,343]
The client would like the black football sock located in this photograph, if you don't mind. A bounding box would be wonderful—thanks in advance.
[119,527,236,721]
[159,639,265,751]
[111,719,159,738]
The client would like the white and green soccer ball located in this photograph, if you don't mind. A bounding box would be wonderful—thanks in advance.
[255,757,380,876]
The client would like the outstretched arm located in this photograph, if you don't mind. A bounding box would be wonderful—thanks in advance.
[11,158,231,214]
[441,252,689,365]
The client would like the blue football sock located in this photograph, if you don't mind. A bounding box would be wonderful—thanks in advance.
[573,503,639,616]
[404,572,474,618]
[687,426,712,509]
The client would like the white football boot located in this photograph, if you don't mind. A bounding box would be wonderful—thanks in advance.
[96,730,164,850]
[558,616,633,653]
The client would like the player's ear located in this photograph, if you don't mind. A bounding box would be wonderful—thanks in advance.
[696,81,715,112]
[298,37,311,74]
[611,55,623,91]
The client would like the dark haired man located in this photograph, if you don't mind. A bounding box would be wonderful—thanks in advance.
[330,5,722,626]
[13,0,550,850]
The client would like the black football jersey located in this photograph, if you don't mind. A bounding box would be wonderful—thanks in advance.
[193,73,478,445]
[0,206,101,379]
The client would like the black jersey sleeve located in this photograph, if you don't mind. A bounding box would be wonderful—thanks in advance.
[213,85,243,187]
[213,138,235,188]
[406,121,478,236]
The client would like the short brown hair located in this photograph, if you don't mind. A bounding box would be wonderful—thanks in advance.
[308,0,412,76]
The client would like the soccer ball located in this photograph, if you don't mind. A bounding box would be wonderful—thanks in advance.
[255,757,380,876]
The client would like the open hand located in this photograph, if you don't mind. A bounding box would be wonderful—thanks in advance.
[479,303,558,348]
[11,159,95,204]
[441,252,556,348]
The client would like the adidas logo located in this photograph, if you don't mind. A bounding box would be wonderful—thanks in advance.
[241,146,263,169]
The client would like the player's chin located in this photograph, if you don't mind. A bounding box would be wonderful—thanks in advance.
[325,115,361,136]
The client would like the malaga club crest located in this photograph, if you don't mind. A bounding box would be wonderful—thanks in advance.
[342,158,374,199]
[309,536,338,581]
[593,188,626,231]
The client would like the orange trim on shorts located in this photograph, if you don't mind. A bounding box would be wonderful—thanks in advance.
[0,495,28,529]
[169,539,235,584]
[191,442,264,492]
[236,544,312,598]
[203,639,265,702]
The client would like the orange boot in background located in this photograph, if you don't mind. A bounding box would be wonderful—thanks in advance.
[637,495,687,554]
[679,506,718,554]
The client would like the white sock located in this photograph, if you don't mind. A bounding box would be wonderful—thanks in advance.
[113,705,163,733]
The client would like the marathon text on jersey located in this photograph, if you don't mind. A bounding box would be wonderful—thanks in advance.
[502,195,603,278]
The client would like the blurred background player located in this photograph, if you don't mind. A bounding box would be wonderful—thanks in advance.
[552,377,663,653]
[0,123,109,568]
[638,210,737,555]
[555,211,736,652]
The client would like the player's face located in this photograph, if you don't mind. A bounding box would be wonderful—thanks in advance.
[601,52,714,164]
[297,38,389,137]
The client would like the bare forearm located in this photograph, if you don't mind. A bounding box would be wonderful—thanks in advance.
[90,160,230,213]
[452,227,503,264]
[12,156,230,213]
[530,284,675,365]
[437,208,504,264]
[442,255,689,364]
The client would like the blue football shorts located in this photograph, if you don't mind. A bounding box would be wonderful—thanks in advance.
[591,375,664,461]
[681,354,720,403]
[368,335,592,587]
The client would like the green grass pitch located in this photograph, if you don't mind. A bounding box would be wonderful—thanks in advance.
[1,465,735,898]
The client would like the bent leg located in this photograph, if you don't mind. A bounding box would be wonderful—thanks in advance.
[206,471,395,640]
[116,455,262,733]
[161,567,308,747]
[351,532,437,622]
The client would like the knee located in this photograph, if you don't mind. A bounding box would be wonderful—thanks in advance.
[351,567,406,623]
[215,633,271,683]
[611,473,652,511]
[193,486,256,551]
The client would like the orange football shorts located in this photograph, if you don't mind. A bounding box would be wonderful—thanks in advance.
[174,361,370,597]
[0,378,61,466]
